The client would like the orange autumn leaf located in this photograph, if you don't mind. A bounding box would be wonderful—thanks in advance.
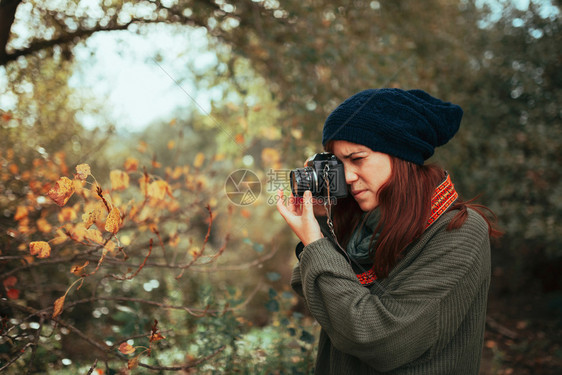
[104,207,121,234]
[52,295,65,318]
[119,342,136,355]
[167,140,175,149]
[8,163,18,175]
[29,241,51,258]
[48,177,75,206]
[235,133,245,144]
[127,357,139,370]
[150,332,165,342]
[110,170,129,191]
[70,261,89,276]
[1,112,12,122]
[124,157,139,172]
[14,206,28,221]
[75,164,91,180]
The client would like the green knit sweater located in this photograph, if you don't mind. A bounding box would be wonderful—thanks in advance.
[291,208,491,374]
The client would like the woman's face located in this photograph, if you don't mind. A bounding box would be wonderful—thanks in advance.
[331,140,392,211]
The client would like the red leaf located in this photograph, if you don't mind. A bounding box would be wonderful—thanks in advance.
[3,276,17,288]
[6,289,19,300]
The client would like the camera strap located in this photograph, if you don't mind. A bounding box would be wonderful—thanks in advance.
[321,163,361,268]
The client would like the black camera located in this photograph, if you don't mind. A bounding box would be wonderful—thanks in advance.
[290,153,348,199]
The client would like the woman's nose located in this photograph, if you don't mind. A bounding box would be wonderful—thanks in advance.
[345,168,358,184]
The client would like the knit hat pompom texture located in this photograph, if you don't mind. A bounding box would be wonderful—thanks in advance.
[322,88,463,165]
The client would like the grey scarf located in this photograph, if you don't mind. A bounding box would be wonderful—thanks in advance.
[347,209,380,263]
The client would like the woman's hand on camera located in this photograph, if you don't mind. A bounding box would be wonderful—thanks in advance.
[276,189,323,246]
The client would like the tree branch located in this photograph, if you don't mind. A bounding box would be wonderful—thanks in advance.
[0,0,22,63]
[1,20,134,65]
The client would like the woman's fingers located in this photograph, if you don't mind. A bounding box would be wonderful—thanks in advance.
[276,189,290,218]
[302,190,313,215]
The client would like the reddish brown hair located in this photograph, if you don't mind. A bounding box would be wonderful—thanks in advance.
[329,153,502,279]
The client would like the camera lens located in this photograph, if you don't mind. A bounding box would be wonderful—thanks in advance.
[290,167,317,197]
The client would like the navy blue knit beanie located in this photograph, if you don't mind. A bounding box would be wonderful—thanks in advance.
[322,88,463,165]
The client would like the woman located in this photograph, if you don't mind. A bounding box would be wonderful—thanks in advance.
[277,88,501,374]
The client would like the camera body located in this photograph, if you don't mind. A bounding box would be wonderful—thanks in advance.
[290,153,348,199]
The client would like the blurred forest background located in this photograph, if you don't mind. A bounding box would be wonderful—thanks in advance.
[0,0,560,374]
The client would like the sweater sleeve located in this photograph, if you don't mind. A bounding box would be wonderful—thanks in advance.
[296,210,490,372]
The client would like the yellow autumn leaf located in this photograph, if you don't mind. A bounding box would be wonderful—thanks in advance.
[48,177,75,206]
[75,164,91,180]
[104,240,116,254]
[36,218,52,233]
[291,128,304,139]
[167,140,175,150]
[110,170,129,191]
[170,166,183,180]
[51,228,69,245]
[148,180,172,200]
[193,152,205,168]
[119,342,136,355]
[104,207,121,234]
[70,261,89,276]
[82,202,107,229]
[58,206,77,223]
[82,210,96,229]
[29,241,51,258]
[52,295,65,318]
[73,178,86,194]
[85,228,103,244]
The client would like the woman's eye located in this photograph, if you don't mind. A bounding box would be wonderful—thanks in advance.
[351,157,364,162]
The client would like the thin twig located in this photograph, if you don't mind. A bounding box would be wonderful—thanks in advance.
[86,359,98,375]
[24,315,44,375]
[0,342,34,372]
[112,238,153,280]
[137,345,226,371]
